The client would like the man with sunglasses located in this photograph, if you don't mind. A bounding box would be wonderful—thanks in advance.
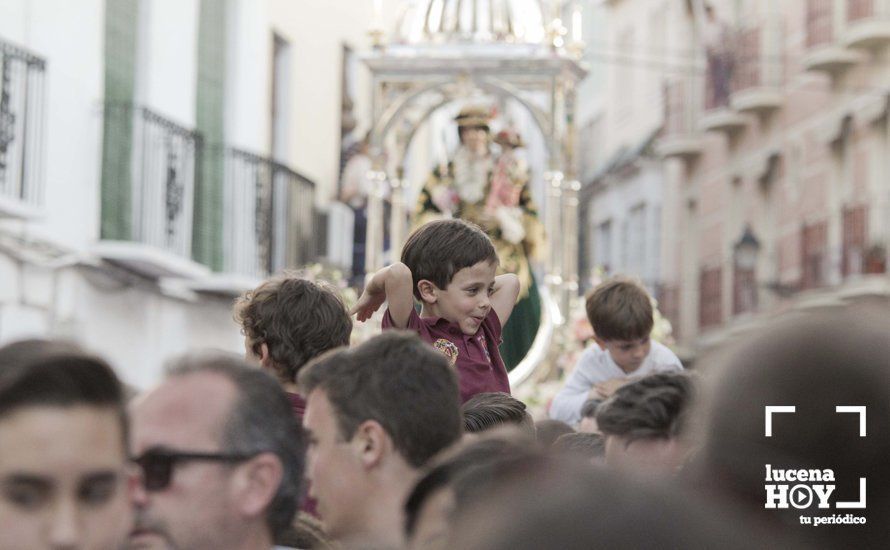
[128,353,304,550]
[0,340,133,550]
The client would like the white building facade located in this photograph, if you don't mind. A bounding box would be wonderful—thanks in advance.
[576,0,673,296]
[0,0,380,387]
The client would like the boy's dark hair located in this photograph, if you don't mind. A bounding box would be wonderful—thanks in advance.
[585,277,653,341]
[401,219,498,299]
[449,456,773,550]
[461,392,535,437]
[405,437,533,538]
[696,307,890,549]
[299,331,461,468]
[580,398,602,419]
[234,275,352,384]
[167,353,305,540]
[535,419,574,447]
[0,339,127,446]
[552,432,605,460]
[595,372,693,444]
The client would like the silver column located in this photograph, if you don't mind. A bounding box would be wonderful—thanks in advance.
[389,177,406,262]
[364,169,387,278]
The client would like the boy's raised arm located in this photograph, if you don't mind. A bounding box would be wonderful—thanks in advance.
[490,273,521,326]
[350,262,415,328]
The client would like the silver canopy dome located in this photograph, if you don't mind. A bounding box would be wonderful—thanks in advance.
[392,0,547,45]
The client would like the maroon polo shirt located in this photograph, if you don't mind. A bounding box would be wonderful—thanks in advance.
[286,391,318,517]
[382,307,511,403]
[287,391,306,419]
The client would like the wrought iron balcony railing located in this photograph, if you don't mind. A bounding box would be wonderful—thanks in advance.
[656,77,704,160]
[732,19,784,94]
[663,78,699,137]
[848,0,890,23]
[800,0,866,73]
[0,39,46,214]
[845,0,890,48]
[223,148,316,277]
[102,103,200,259]
[132,106,200,258]
[807,0,838,48]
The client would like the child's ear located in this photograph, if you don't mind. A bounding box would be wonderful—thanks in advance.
[593,336,607,350]
[417,279,438,304]
[259,343,273,368]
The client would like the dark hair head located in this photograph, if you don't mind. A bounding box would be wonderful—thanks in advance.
[448,456,777,550]
[461,392,535,437]
[166,353,305,540]
[401,220,498,300]
[234,275,353,384]
[404,437,532,537]
[534,419,575,447]
[585,277,654,341]
[595,372,694,444]
[299,331,462,467]
[552,432,605,460]
[580,398,602,419]
[695,306,890,547]
[0,339,127,446]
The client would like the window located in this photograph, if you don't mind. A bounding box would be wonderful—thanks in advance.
[627,203,646,278]
[733,264,757,315]
[842,205,867,278]
[270,34,291,163]
[0,39,46,213]
[596,220,613,274]
[699,266,723,329]
[616,28,635,123]
[801,221,827,290]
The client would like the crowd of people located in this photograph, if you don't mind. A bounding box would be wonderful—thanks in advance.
[1,216,888,549]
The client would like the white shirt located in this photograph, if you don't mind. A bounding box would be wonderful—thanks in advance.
[548,340,683,425]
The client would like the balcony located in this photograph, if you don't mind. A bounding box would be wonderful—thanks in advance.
[186,148,321,296]
[699,51,746,135]
[844,0,890,49]
[698,266,724,330]
[730,20,784,117]
[656,78,704,161]
[803,0,863,75]
[96,104,208,279]
[0,39,46,219]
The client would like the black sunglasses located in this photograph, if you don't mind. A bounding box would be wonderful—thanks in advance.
[131,448,260,491]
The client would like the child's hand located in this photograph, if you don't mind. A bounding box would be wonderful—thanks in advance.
[592,377,627,399]
[349,290,386,322]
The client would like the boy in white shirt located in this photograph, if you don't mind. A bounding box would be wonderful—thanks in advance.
[549,277,683,426]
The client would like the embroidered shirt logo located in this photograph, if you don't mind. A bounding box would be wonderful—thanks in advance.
[433,338,459,367]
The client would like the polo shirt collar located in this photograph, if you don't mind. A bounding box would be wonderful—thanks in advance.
[423,314,466,336]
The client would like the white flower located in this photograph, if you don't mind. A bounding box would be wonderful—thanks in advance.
[494,206,526,244]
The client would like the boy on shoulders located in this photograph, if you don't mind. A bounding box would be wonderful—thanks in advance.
[549,277,683,426]
[352,219,520,403]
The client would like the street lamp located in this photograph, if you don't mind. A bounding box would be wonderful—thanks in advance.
[733,225,761,314]
[734,225,761,270]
